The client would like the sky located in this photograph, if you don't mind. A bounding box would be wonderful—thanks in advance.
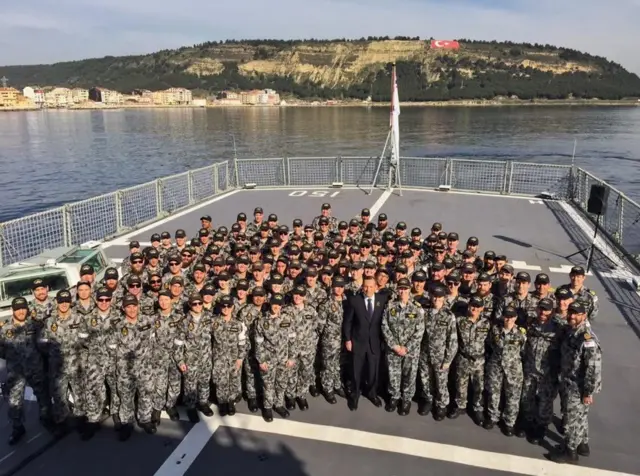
[1,0,639,74]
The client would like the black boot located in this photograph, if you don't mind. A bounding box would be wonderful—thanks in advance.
[8,425,26,446]
[227,402,236,416]
[187,408,200,423]
[53,418,70,438]
[323,391,337,405]
[141,422,157,435]
[309,385,320,397]
[262,408,273,422]
[247,398,259,413]
[297,397,309,411]
[335,388,347,399]
[447,407,465,419]
[274,406,290,419]
[118,423,133,442]
[152,410,161,426]
[285,397,296,411]
[196,403,214,417]
[527,425,546,445]
[577,442,590,457]
[81,422,99,441]
[550,447,579,464]
[385,399,398,413]
[417,400,432,416]
[514,418,527,438]
[433,407,446,421]
[472,411,485,426]
[75,415,88,434]
[399,400,411,416]
[112,413,122,430]
[502,425,515,437]
[483,420,495,430]
[166,407,180,422]
[218,403,228,417]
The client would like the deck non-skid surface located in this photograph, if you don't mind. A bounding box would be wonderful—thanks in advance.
[2,187,640,476]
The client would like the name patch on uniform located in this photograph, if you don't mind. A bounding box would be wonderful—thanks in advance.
[390,309,397,316]
[169,322,178,328]
[583,340,596,348]
[140,324,151,331]
[26,330,36,335]
[230,326,239,332]
[121,327,128,336]
[280,322,291,328]
[70,323,80,329]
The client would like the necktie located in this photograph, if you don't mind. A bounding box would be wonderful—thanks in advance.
[366,297,373,318]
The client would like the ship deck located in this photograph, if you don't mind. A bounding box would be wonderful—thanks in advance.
[2,187,640,476]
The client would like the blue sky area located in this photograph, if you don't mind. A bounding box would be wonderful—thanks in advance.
[1,0,638,74]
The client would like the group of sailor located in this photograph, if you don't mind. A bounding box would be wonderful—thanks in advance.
[0,204,602,464]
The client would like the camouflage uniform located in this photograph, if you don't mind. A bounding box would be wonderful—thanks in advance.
[495,292,536,327]
[114,314,156,425]
[557,285,598,322]
[453,315,491,413]
[317,296,345,394]
[0,319,50,428]
[485,325,526,427]
[237,304,264,401]
[255,312,297,409]
[211,313,249,403]
[560,322,602,451]
[178,312,213,409]
[83,308,121,423]
[305,285,328,308]
[152,309,184,412]
[418,307,458,410]
[475,293,496,322]
[285,305,320,399]
[382,300,425,402]
[40,309,88,424]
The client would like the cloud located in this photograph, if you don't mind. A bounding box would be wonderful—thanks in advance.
[0,0,639,74]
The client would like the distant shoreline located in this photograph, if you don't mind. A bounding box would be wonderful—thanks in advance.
[1,98,639,112]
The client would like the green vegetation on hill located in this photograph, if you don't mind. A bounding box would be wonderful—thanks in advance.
[2,37,639,101]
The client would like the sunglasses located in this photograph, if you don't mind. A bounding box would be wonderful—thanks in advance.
[221,304,233,308]
[132,260,144,264]
[97,298,112,302]
[128,284,141,288]
[182,254,192,258]
[150,279,162,284]
[191,302,203,306]
[169,263,180,266]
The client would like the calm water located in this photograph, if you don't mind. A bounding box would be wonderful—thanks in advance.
[1,106,639,222]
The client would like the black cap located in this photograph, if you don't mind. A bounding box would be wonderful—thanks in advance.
[412,271,427,282]
[484,251,496,260]
[147,248,159,259]
[501,264,514,275]
[237,212,247,221]
[503,306,518,318]
[254,207,263,214]
[462,250,474,259]
[293,218,303,227]
[318,217,329,225]
[130,251,144,262]
[193,263,206,273]
[127,275,142,286]
[122,294,138,307]
[198,228,209,237]
[437,231,447,240]
[516,272,531,282]
[396,278,411,289]
[161,231,171,239]
[477,272,492,283]
[431,222,443,231]
[496,255,507,262]
[568,301,586,314]
[200,215,212,222]
[56,290,73,304]
[364,261,376,269]
[236,279,250,291]
[556,288,573,300]
[158,290,172,298]
[80,264,94,275]
[268,214,278,222]
[351,261,364,270]
[306,268,318,278]
[378,213,388,221]
[446,273,461,283]
[467,236,479,246]
[570,266,586,276]
[175,229,187,238]
[469,296,484,308]
[396,264,408,274]
[447,232,459,241]
[169,276,184,286]
[129,241,140,249]
[188,293,203,305]
[32,278,46,290]
[252,287,266,297]
[200,284,215,296]
[271,293,285,305]
[151,233,161,242]
[11,297,29,311]
[535,273,550,285]
[538,298,554,311]
[396,222,407,230]
[431,286,447,298]
[76,280,92,290]
[219,295,233,307]
[217,271,230,281]
[96,287,113,299]
[430,262,444,272]
[332,276,346,287]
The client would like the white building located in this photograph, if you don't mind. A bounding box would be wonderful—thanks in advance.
[45,88,72,107]
[71,88,89,103]
[23,86,35,100]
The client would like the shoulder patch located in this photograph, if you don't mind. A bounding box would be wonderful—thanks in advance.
[212,321,219,330]
[91,318,98,327]
[154,320,161,329]
[51,323,58,333]
[121,327,128,336]
[188,322,195,331]
[520,327,526,335]
[31,309,37,319]
[390,309,397,316]
[6,329,14,339]
[584,333,591,340]
[263,321,269,330]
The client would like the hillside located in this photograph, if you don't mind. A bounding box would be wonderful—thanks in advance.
[2,37,640,101]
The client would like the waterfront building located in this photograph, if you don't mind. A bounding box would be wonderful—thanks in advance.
[0,87,20,107]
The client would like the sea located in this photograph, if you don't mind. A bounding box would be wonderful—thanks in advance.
[0,106,639,222]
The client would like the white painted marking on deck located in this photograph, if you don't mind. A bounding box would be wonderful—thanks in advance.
[111,258,123,264]
[24,386,36,402]
[549,264,593,276]
[26,432,42,444]
[369,189,392,218]
[528,199,543,204]
[104,189,240,248]
[153,416,220,476]
[0,450,16,465]
[156,412,632,476]
[510,260,542,271]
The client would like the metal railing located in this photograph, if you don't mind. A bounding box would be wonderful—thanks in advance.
[1,156,638,271]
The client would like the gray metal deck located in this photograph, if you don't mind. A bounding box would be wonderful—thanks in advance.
[2,187,639,476]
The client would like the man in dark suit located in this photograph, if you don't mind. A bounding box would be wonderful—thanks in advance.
[343,276,389,410]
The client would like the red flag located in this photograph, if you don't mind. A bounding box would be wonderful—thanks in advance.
[430,40,460,49]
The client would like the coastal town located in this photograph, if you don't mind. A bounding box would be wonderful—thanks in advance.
[0,80,283,110]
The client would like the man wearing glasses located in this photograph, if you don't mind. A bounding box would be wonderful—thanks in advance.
[83,287,120,440]
[120,251,145,289]
[163,253,184,287]
[179,294,214,423]
[125,276,155,316]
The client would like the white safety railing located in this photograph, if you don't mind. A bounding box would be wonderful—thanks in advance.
[1,156,638,270]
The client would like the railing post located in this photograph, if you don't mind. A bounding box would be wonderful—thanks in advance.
[445,158,453,187]
[505,161,513,195]
[0,223,4,268]
[156,179,163,217]
[62,204,72,246]
[283,157,288,186]
[213,164,219,195]
[187,171,194,204]
[115,191,124,233]
[617,197,625,244]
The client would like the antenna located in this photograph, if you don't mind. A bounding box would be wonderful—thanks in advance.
[0,76,8,88]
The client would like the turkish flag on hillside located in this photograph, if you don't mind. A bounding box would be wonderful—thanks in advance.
[430,40,460,49]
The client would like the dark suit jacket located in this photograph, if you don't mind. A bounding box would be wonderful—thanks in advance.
[343,291,389,355]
